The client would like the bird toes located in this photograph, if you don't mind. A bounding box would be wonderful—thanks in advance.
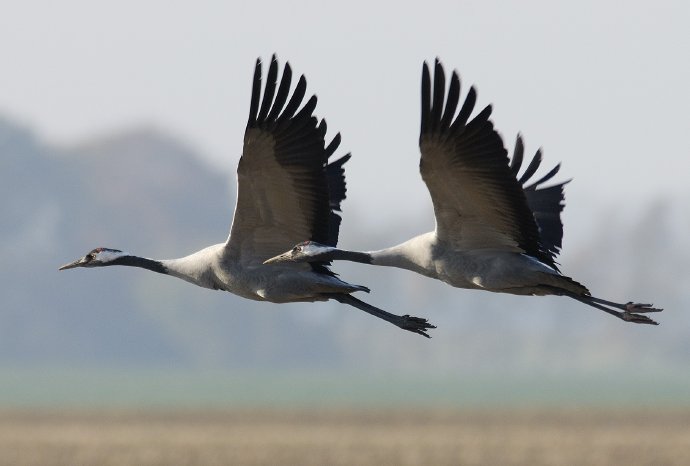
[400,315,436,338]
[622,312,659,325]
[625,302,663,313]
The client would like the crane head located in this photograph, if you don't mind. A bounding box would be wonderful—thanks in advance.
[59,248,125,270]
[263,241,334,265]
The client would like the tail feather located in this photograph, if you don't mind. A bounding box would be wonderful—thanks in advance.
[539,272,590,296]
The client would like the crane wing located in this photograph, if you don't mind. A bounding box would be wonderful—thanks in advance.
[225,56,348,266]
[419,60,557,269]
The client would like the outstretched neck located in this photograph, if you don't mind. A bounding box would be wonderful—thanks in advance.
[296,234,435,276]
[326,240,432,276]
[69,245,222,291]
[329,249,372,264]
[367,234,436,276]
[109,249,218,290]
[110,255,168,274]
[368,247,427,274]
[329,247,417,269]
[158,244,223,289]
[107,253,216,290]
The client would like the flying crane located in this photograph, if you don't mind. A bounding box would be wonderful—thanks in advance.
[59,56,435,338]
[266,59,662,325]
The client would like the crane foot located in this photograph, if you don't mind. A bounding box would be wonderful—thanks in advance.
[399,315,436,338]
[622,312,659,325]
[625,302,662,313]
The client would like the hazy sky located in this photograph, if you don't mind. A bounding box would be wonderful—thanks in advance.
[1,0,688,245]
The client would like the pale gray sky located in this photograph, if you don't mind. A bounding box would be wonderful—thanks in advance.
[1,0,688,246]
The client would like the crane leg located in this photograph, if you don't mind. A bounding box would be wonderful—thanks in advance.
[587,297,662,313]
[326,293,436,338]
[564,293,661,325]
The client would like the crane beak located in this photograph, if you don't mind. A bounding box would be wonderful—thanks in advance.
[263,251,292,265]
[59,256,87,270]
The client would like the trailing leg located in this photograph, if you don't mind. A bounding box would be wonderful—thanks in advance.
[563,292,661,325]
[327,293,436,338]
[587,297,662,314]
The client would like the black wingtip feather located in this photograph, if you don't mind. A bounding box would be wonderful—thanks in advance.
[420,62,432,138]
[327,153,351,213]
[440,72,461,130]
[430,60,446,132]
[295,95,318,122]
[247,58,263,128]
[325,133,342,158]
[281,75,307,120]
[510,134,525,176]
[452,86,477,132]
[320,152,352,263]
[518,149,543,184]
[461,104,493,138]
[512,141,568,265]
[256,56,279,123]
[527,162,561,189]
[266,62,292,124]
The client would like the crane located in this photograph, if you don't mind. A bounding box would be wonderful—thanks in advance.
[265,59,662,325]
[59,56,435,338]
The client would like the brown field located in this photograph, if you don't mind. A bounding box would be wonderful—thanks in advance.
[1,408,689,466]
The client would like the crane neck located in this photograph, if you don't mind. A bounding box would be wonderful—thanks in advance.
[367,233,436,276]
[324,235,434,275]
[109,255,168,274]
[93,244,222,290]
[319,245,429,275]
[368,247,425,274]
[158,244,224,289]
[328,249,372,264]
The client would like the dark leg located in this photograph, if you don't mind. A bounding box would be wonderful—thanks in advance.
[587,297,662,314]
[564,292,661,325]
[327,294,436,338]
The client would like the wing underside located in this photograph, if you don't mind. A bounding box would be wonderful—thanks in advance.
[419,60,559,270]
[225,56,350,267]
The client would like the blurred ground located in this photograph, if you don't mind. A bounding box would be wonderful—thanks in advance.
[1,408,688,466]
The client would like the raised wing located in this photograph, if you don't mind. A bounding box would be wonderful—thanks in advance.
[225,56,349,265]
[419,59,556,269]
[510,135,569,266]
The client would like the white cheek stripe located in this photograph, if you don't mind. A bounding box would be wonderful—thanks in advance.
[97,250,127,262]
[303,245,335,256]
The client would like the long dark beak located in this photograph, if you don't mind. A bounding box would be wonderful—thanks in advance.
[59,256,87,270]
[263,251,293,265]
